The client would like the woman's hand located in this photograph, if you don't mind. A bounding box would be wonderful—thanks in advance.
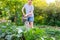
[24,14,27,17]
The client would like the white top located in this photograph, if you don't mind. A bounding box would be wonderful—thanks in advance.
[24,3,34,17]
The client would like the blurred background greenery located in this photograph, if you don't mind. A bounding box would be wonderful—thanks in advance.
[0,0,60,26]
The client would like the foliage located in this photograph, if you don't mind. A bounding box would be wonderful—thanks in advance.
[0,0,60,40]
[0,0,60,26]
[24,28,46,40]
[0,22,60,40]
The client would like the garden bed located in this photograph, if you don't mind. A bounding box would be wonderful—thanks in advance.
[0,22,60,40]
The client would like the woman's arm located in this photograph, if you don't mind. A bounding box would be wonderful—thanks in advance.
[22,7,25,16]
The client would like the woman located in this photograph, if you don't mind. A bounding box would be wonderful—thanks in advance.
[22,0,34,28]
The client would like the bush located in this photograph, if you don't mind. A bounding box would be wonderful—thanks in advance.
[0,0,60,26]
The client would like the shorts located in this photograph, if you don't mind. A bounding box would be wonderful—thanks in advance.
[27,17,34,22]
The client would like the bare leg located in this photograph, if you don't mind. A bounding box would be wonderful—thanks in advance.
[29,22,33,28]
[25,21,29,27]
